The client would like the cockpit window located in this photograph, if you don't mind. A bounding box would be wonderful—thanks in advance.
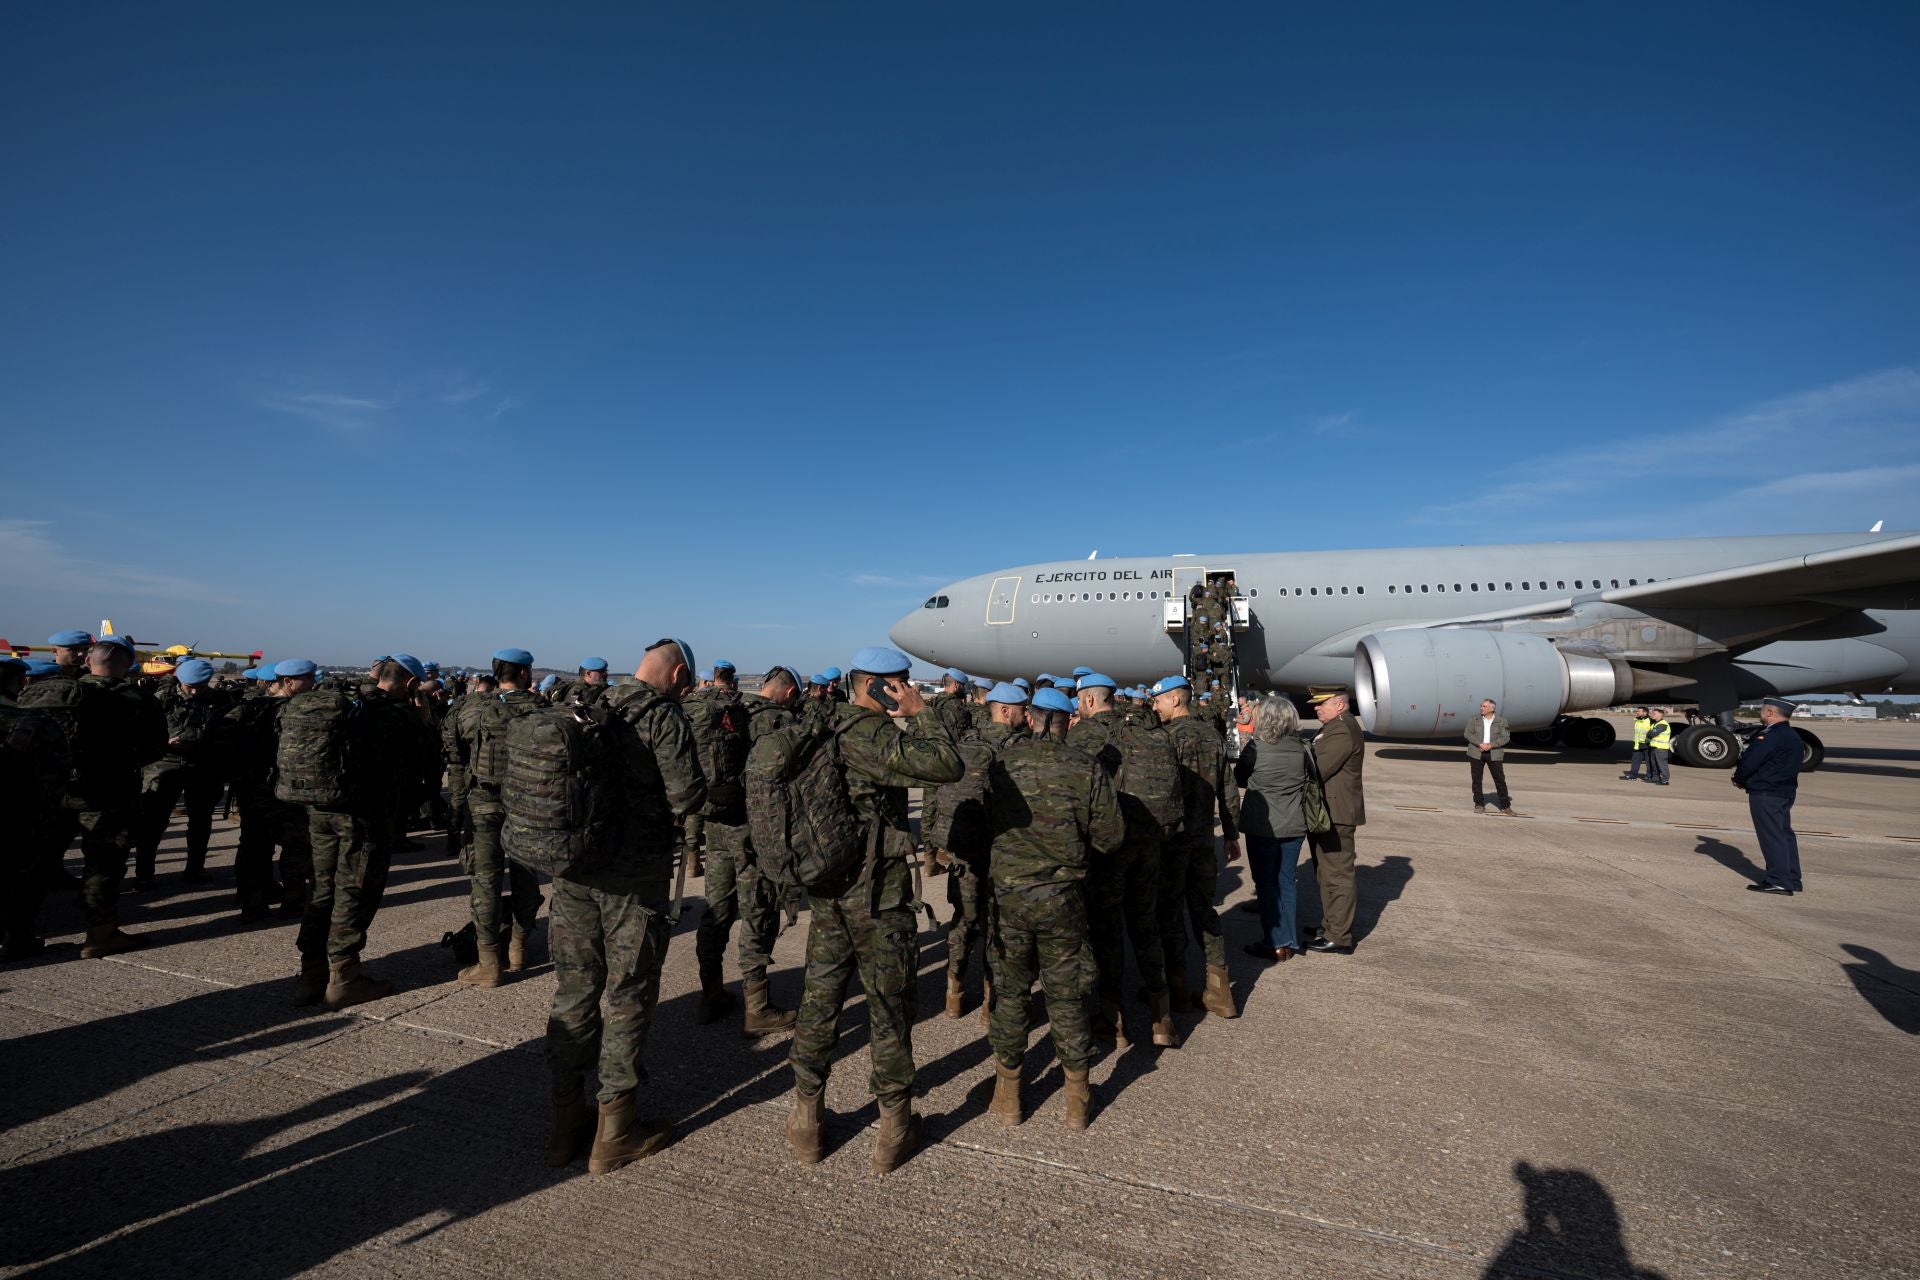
[922,595,951,609]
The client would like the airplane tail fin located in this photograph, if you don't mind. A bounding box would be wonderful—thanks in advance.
[100,618,114,637]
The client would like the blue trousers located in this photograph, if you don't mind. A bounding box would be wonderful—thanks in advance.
[1623,747,1647,778]
[1245,834,1305,953]
[1646,748,1670,784]
[1748,790,1801,891]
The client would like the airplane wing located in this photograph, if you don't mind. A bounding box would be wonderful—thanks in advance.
[1598,532,1920,609]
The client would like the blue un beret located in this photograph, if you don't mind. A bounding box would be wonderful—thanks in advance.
[971,676,992,689]
[276,659,317,678]
[1151,675,1190,696]
[48,630,93,647]
[579,657,608,672]
[539,674,560,691]
[944,667,967,683]
[821,666,843,681]
[25,659,61,677]
[714,660,735,673]
[986,682,1029,705]
[1012,677,1031,691]
[97,635,136,656]
[850,647,911,676]
[390,653,427,680]
[1077,672,1116,691]
[0,657,25,673]
[1071,666,1094,678]
[1032,688,1075,714]
[809,673,830,686]
[493,648,535,667]
[174,659,215,686]
[697,668,714,682]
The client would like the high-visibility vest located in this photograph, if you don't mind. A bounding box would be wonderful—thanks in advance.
[1632,717,1652,748]
[1647,720,1673,751]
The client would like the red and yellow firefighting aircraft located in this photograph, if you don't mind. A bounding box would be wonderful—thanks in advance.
[1,620,262,677]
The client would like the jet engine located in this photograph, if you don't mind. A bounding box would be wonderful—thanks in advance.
[1353,629,1633,736]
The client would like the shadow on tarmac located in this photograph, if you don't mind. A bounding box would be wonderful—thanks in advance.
[1482,1161,1669,1279]
[1839,944,1920,1035]
[1693,834,1765,885]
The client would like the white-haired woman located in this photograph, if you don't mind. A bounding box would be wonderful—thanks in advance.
[1232,696,1310,961]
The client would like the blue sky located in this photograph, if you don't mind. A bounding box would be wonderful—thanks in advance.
[4,3,1917,674]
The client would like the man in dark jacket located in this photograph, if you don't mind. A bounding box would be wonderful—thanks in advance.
[1734,698,1803,895]
[1304,689,1365,954]
[1465,698,1515,816]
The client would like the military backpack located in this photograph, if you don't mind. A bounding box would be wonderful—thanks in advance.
[1112,721,1184,838]
[919,730,997,860]
[500,703,626,879]
[274,689,357,808]
[744,721,869,897]
[467,692,534,786]
[16,676,87,782]
[686,691,751,817]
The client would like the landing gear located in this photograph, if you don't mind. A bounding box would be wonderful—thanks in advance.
[1517,726,1562,748]
[1562,717,1616,751]
[1792,727,1825,773]
[1673,724,1739,769]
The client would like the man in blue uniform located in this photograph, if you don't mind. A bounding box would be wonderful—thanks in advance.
[1733,698,1803,895]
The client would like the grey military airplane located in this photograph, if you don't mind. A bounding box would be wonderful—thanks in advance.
[889,530,1920,771]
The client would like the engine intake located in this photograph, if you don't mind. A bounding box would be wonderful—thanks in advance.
[1354,629,1632,736]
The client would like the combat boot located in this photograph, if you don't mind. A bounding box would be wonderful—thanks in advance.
[742,979,797,1036]
[587,1091,671,1174]
[1166,968,1192,1016]
[1093,990,1131,1048]
[291,961,328,1007]
[1063,1067,1093,1131]
[979,974,993,1029]
[507,925,532,972]
[697,968,737,1025]
[457,940,505,988]
[546,1086,592,1167]
[238,889,271,922]
[1148,990,1181,1048]
[1201,963,1238,1019]
[988,1059,1023,1126]
[786,1088,824,1164]
[944,970,965,1019]
[324,959,395,1010]
[871,1096,922,1174]
[278,880,309,919]
[80,924,145,959]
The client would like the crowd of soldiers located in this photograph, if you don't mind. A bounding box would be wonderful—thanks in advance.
[1,630,1297,1178]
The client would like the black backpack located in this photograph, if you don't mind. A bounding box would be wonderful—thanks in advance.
[744,721,869,897]
[686,691,751,816]
[500,704,626,879]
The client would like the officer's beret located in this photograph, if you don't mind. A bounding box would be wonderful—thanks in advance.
[97,635,136,656]
[1012,677,1031,691]
[175,659,215,686]
[971,676,992,689]
[390,653,427,680]
[850,647,910,676]
[986,682,1029,705]
[579,657,608,672]
[1071,666,1093,678]
[696,668,714,682]
[492,648,535,667]
[1761,697,1797,715]
[821,666,843,680]
[714,660,735,673]
[25,659,60,677]
[276,659,317,678]
[944,666,967,683]
[1151,675,1190,696]
[1032,688,1075,714]
[1077,672,1116,690]
[48,630,93,647]
[538,674,560,691]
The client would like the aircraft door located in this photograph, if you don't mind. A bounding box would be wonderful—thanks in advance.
[986,575,1020,625]
[1171,564,1207,602]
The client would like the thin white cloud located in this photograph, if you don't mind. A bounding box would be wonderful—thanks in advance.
[0,520,238,605]
[1310,411,1357,436]
[257,390,390,433]
[848,573,946,589]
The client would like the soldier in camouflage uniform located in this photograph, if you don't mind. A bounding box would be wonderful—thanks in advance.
[229,663,312,920]
[919,669,973,881]
[445,647,546,987]
[1066,674,1182,1049]
[22,637,168,958]
[135,658,231,889]
[1,657,73,962]
[785,646,962,1174]
[1151,675,1242,1020]
[925,672,999,1020]
[544,639,706,1175]
[983,685,1123,1130]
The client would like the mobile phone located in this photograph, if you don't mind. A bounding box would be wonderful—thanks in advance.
[868,677,899,712]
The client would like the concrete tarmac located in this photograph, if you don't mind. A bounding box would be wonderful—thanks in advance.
[2,715,1916,1279]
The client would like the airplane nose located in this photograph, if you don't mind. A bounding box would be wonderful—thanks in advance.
[889,608,923,658]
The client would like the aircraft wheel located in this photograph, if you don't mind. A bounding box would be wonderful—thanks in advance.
[1517,726,1561,748]
[1566,717,1616,750]
[1793,727,1825,773]
[1682,725,1739,769]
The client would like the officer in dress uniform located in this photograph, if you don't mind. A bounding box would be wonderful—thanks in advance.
[1733,698,1804,895]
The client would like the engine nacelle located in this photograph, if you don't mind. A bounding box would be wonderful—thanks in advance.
[1353,629,1632,736]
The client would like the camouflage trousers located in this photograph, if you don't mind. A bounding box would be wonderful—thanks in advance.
[298,808,392,969]
[1087,834,1167,997]
[465,789,541,943]
[789,861,918,1105]
[547,871,672,1105]
[1159,833,1226,981]
[234,786,311,901]
[137,763,224,879]
[944,853,990,982]
[695,818,778,984]
[64,783,139,927]
[988,883,1094,1072]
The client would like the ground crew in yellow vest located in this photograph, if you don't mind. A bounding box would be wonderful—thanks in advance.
[783,646,962,1175]
[984,685,1124,1131]
[446,647,547,987]
[1644,709,1674,786]
[1621,707,1653,781]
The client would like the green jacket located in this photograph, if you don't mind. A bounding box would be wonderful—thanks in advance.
[987,728,1124,890]
[834,702,963,880]
[1164,712,1240,841]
